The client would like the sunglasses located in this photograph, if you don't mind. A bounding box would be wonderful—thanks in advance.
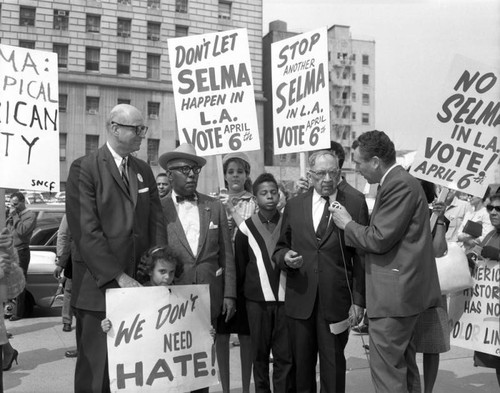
[486,204,500,212]
[111,121,149,137]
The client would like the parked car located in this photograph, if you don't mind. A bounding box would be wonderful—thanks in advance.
[24,205,65,313]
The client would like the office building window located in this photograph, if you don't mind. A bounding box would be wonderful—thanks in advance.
[352,112,356,121]
[118,0,131,5]
[148,0,160,9]
[117,50,131,75]
[60,133,67,161]
[175,25,188,37]
[53,44,68,68]
[362,93,370,105]
[352,73,356,81]
[117,18,131,37]
[351,92,356,102]
[53,10,69,30]
[148,102,160,118]
[85,47,100,71]
[147,54,160,79]
[117,98,130,105]
[362,113,370,124]
[176,0,188,13]
[86,97,100,114]
[290,153,297,163]
[86,14,100,33]
[59,94,68,113]
[362,74,369,85]
[351,53,356,62]
[219,1,231,20]
[19,7,36,26]
[85,135,100,155]
[362,54,369,65]
[147,139,160,166]
[19,40,35,49]
[147,22,161,41]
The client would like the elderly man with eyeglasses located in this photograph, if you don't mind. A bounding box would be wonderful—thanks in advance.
[273,150,368,393]
[158,143,236,393]
[66,104,166,393]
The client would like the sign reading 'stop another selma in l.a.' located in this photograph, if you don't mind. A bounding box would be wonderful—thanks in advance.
[168,28,260,156]
[0,44,60,192]
[271,27,331,155]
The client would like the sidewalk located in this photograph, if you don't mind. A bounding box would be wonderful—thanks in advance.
[3,308,498,392]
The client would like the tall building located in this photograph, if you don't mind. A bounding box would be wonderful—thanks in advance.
[262,21,375,172]
[0,0,264,193]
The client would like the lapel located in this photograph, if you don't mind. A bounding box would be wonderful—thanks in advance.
[370,165,401,221]
[197,194,212,260]
[303,190,315,239]
[101,145,133,202]
[128,158,139,207]
[164,196,195,258]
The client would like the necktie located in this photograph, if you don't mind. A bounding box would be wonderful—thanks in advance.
[176,194,197,203]
[120,157,130,193]
[315,196,330,242]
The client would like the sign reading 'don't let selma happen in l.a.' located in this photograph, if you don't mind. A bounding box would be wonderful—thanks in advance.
[168,28,260,156]
[448,259,500,356]
[106,285,217,393]
[411,56,499,198]
[0,44,60,192]
[271,27,330,155]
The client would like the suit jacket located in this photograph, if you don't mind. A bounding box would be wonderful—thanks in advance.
[344,165,441,318]
[66,144,166,312]
[162,192,236,320]
[273,187,368,322]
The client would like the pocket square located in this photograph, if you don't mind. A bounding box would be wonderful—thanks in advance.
[138,187,149,193]
[209,222,218,229]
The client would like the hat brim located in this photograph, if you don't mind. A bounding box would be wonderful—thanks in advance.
[158,151,207,170]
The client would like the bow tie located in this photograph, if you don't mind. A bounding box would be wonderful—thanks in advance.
[176,194,197,203]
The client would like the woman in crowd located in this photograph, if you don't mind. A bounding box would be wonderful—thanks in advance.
[457,189,493,251]
[216,152,255,393]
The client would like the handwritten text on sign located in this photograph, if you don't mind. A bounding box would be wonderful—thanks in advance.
[106,285,217,392]
[411,56,499,197]
[168,28,259,155]
[271,27,330,155]
[0,44,59,192]
[448,260,500,356]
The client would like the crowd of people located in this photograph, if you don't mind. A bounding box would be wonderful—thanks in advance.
[0,103,499,393]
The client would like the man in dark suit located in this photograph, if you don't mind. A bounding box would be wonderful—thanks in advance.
[331,130,441,393]
[273,150,368,393]
[66,104,166,393]
[158,143,236,393]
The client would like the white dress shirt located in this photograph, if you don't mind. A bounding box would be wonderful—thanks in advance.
[171,189,200,256]
[312,189,337,232]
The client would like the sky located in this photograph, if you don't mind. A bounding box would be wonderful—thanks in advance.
[262,0,500,151]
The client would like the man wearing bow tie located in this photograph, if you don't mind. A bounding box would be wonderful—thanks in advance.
[159,144,236,392]
[66,104,166,393]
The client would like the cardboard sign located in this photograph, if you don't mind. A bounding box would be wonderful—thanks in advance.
[271,27,330,155]
[448,259,500,356]
[106,285,218,392]
[168,28,260,156]
[411,56,499,197]
[0,44,60,192]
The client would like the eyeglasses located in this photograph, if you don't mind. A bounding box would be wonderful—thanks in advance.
[168,165,202,176]
[486,204,500,212]
[111,121,149,137]
[309,169,340,179]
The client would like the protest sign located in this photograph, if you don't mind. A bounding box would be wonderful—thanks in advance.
[168,28,260,156]
[411,56,499,197]
[271,27,330,155]
[106,285,217,392]
[448,259,500,356]
[0,44,59,192]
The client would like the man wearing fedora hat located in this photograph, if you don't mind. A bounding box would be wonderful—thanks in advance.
[159,143,236,391]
